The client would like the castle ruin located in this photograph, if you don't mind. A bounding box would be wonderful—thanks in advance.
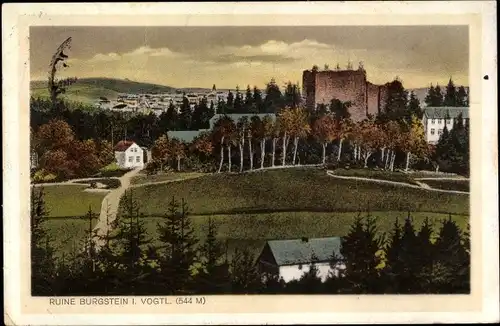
[302,64,389,121]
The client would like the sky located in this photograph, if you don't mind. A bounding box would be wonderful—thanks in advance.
[30,26,469,89]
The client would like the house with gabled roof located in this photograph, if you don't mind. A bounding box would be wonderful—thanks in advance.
[257,236,345,283]
[422,107,469,144]
[114,140,144,169]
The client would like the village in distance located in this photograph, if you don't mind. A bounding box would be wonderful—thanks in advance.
[30,32,470,296]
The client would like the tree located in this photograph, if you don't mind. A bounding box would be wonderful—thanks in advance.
[283,82,301,109]
[191,97,210,130]
[380,79,409,123]
[264,78,282,113]
[236,116,249,172]
[97,140,115,167]
[226,91,234,113]
[36,119,75,151]
[402,115,427,171]
[178,96,192,129]
[151,135,170,171]
[189,131,213,162]
[358,120,382,168]
[336,118,352,162]
[312,115,337,164]
[408,91,423,119]
[434,84,444,106]
[288,107,311,165]
[160,102,179,130]
[277,108,292,166]
[230,248,262,293]
[330,99,351,121]
[444,78,457,107]
[169,138,186,172]
[31,188,56,295]
[456,86,468,106]
[234,86,244,113]
[270,118,281,167]
[196,217,231,293]
[48,37,74,115]
[157,197,198,294]
[339,215,384,294]
[424,84,436,107]
[244,85,253,112]
[252,86,264,113]
[212,115,235,173]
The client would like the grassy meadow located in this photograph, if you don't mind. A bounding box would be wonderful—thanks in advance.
[130,172,208,185]
[420,179,470,192]
[41,185,108,218]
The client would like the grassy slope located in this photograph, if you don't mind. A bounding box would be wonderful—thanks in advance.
[46,219,97,258]
[332,168,419,185]
[421,179,470,192]
[30,77,175,105]
[42,185,107,218]
[130,172,208,185]
[130,168,469,216]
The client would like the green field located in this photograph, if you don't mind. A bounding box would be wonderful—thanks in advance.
[131,172,209,185]
[45,218,97,258]
[421,179,470,192]
[40,185,107,217]
[129,168,469,216]
[30,83,120,105]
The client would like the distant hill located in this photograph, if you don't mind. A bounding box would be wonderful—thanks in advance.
[30,78,176,105]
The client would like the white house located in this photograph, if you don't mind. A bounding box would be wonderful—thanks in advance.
[114,140,144,169]
[422,107,469,144]
[257,237,345,283]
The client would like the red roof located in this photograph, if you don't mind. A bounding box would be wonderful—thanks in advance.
[114,140,135,152]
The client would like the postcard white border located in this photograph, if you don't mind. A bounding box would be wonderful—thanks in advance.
[3,1,498,325]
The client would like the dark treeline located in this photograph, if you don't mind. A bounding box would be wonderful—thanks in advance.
[424,79,469,107]
[32,188,470,296]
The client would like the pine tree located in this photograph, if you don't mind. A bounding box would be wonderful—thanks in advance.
[226,91,235,113]
[408,91,423,119]
[31,187,56,295]
[234,86,244,113]
[230,248,262,293]
[381,79,409,122]
[264,78,282,113]
[444,78,457,106]
[456,86,468,106]
[178,96,192,130]
[252,86,264,113]
[329,99,351,121]
[196,217,231,293]
[424,84,435,107]
[382,217,403,293]
[434,84,444,106]
[191,97,210,130]
[296,255,323,293]
[339,214,384,293]
[433,216,469,293]
[157,196,198,294]
[415,217,435,292]
[244,85,253,112]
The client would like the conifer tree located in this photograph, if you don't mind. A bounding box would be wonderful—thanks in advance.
[226,90,235,113]
[234,86,244,113]
[244,85,253,112]
[424,84,436,107]
[179,96,192,130]
[339,215,384,293]
[252,86,264,113]
[434,84,444,106]
[31,187,56,295]
[196,217,231,293]
[408,91,423,119]
[444,78,457,106]
[230,248,262,293]
[456,86,468,106]
[157,196,198,294]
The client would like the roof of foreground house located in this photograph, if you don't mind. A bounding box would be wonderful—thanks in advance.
[423,107,469,119]
[265,237,343,266]
[114,140,136,152]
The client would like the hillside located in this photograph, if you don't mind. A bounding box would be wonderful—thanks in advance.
[30,78,176,105]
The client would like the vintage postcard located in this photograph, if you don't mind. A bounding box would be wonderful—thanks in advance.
[3,1,498,325]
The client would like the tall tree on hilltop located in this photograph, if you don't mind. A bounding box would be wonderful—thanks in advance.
[381,79,409,122]
[178,96,192,130]
[264,78,282,113]
[408,91,423,119]
[157,197,198,294]
[444,78,457,107]
[456,86,468,106]
[244,85,253,112]
[252,86,264,113]
[234,86,244,113]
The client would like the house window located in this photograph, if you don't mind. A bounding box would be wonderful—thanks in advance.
[430,128,435,135]
[128,156,133,162]
[431,119,435,124]
[136,156,141,162]
[298,264,303,270]
[438,129,443,136]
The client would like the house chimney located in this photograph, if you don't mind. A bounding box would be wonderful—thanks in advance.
[301,237,309,243]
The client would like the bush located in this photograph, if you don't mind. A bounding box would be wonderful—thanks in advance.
[78,178,121,189]
[32,169,58,183]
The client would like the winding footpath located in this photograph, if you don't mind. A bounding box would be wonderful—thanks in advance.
[92,167,143,249]
[325,170,469,195]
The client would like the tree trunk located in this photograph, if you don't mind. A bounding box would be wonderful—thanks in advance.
[249,138,254,171]
[322,143,327,165]
[260,139,265,169]
[282,133,287,166]
[385,149,390,170]
[292,137,299,165]
[435,164,439,173]
[272,138,277,167]
[364,152,372,168]
[353,145,357,161]
[337,138,343,162]
[217,136,225,173]
[405,152,411,172]
[381,147,385,164]
[239,143,244,173]
[227,146,232,172]
[390,152,396,171]
[177,155,181,171]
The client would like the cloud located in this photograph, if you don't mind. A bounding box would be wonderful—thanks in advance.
[87,46,181,63]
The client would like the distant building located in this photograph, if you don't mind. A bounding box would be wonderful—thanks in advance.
[257,237,345,283]
[422,107,469,144]
[114,140,144,169]
[209,113,276,130]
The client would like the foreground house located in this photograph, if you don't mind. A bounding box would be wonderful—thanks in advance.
[422,107,469,144]
[257,237,345,283]
[114,140,144,169]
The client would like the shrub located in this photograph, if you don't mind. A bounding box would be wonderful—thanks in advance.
[32,169,58,183]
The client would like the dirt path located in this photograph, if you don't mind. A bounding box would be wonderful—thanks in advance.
[326,171,469,195]
[92,167,144,249]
